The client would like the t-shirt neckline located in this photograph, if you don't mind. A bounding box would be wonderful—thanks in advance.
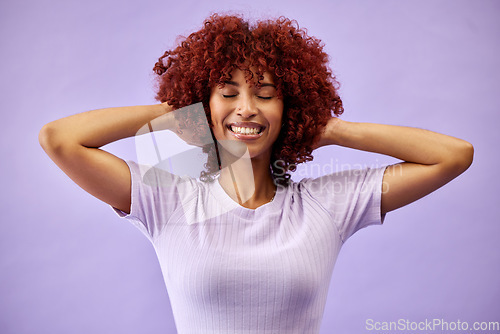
[211,177,286,216]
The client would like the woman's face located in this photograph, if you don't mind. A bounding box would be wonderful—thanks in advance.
[209,68,284,161]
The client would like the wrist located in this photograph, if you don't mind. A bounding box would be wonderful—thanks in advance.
[317,117,345,148]
[160,102,174,114]
[147,103,176,132]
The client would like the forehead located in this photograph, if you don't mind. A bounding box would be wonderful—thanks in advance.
[212,69,276,93]
[228,68,275,83]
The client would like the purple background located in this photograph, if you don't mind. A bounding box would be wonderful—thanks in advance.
[1,0,499,333]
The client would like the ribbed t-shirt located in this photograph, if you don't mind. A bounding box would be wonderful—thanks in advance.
[111,160,387,334]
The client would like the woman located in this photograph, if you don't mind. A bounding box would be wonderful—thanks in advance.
[39,13,473,334]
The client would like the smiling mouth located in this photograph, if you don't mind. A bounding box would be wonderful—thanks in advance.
[227,124,265,135]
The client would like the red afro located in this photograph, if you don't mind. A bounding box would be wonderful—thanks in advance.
[153,13,343,184]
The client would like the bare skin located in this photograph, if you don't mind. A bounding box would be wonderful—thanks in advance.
[209,68,283,209]
[314,118,474,215]
[39,103,172,213]
[39,70,473,214]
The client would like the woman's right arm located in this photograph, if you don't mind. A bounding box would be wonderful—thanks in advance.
[38,103,173,214]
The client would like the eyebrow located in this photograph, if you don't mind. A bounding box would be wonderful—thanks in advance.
[224,80,276,88]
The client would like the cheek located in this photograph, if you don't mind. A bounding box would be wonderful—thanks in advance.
[274,106,284,137]
[208,102,220,126]
[207,105,225,138]
[272,103,284,126]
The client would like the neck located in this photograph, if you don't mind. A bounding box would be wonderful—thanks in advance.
[218,148,276,209]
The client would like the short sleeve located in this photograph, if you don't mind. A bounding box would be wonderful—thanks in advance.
[111,160,198,242]
[301,166,388,243]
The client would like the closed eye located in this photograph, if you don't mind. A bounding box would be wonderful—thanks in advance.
[222,94,273,100]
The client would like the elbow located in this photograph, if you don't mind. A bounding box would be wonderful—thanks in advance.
[38,124,51,150]
[39,123,55,150]
[459,141,474,171]
[39,123,65,154]
[465,141,474,165]
[445,140,474,176]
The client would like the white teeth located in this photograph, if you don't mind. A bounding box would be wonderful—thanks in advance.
[230,125,261,135]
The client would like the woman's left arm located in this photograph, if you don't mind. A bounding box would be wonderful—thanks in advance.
[314,118,474,215]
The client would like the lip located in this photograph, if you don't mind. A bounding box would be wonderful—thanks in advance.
[227,122,266,130]
[226,122,266,140]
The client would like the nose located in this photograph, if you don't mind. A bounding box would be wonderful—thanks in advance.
[236,95,257,118]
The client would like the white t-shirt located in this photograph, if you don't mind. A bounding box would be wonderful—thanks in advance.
[112,160,387,334]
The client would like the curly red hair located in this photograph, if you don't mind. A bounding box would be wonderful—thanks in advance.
[153,13,343,184]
